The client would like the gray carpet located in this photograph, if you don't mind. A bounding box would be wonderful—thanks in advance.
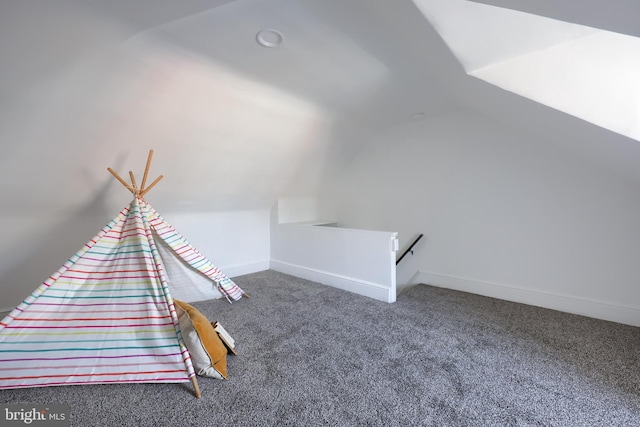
[1,270,639,426]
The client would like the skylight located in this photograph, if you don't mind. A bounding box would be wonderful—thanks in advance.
[412,0,640,142]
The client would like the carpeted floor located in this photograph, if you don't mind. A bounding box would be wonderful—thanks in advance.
[1,270,639,426]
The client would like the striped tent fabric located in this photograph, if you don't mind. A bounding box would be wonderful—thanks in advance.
[0,196,243,391]
[141,199,244,302]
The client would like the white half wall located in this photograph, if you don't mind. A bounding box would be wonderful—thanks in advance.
[270,202,399,302]
[159,207,271,279]
[319,109,640,326]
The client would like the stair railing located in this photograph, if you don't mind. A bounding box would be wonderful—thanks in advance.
[396,234,424,265]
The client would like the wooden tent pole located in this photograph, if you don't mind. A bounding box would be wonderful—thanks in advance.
[108,149,162,198]
[139,175,163,197]
[129,171,139,195]
[140,149,154,193]
[191,376,202,398]
[107,167,135,194]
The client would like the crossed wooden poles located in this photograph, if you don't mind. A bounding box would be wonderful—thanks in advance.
[107,150,164,197]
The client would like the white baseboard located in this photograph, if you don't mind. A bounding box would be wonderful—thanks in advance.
[418,271,640,327]
[270,260,394,303]
[224,261,270,278]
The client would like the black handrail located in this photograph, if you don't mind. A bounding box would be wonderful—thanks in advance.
[396,234,424,265]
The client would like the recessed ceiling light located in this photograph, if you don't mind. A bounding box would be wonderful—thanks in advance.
[256,29,284,48]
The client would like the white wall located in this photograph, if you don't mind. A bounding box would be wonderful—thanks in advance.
[276,196,320,224]
[270,201,399,302]
[320,109,640,326]
[161,208,271,278]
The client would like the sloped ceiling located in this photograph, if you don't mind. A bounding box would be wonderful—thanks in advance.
[468,0,640,38]
[0,0,638,216]
[0,0,459,215]
[414,0,640,184]
[413,0,640,142]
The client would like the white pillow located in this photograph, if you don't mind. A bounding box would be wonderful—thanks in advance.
[175,304,225,379]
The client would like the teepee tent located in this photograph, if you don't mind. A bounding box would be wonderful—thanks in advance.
[0,151,244,396]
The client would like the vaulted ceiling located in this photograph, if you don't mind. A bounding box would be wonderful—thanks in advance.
[415,0,640,142]
[1,0,638,214]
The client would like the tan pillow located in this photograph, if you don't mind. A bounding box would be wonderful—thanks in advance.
[174,299,227,379]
